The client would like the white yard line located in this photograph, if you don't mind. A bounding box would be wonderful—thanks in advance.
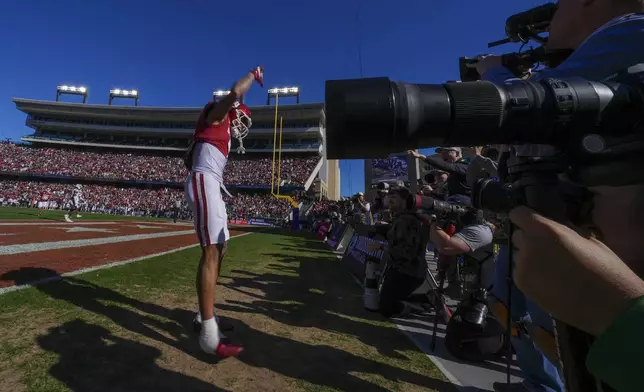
[0,230,196,255]
[0,232,252,295]
[0,222,118,226]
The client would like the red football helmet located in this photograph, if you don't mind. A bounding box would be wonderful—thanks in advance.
[228,101,252,141]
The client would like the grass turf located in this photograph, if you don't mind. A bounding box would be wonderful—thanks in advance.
[0,206,166,221]
[0,222,452,391]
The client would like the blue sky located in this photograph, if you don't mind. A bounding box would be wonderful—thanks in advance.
[0,0,546,196]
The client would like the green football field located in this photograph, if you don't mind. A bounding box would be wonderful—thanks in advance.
[0,206,166,221]
[0,208,451,392]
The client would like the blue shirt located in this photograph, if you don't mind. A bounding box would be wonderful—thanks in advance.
[482,13,644,157]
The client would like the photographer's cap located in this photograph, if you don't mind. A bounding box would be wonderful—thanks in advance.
[446,194,472,207]
[436,146,463,155]
[357,192,364,196]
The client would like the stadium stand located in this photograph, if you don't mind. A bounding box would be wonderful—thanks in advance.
[3,98,334,222]
[0,143,318,186]
[0,180,295,221]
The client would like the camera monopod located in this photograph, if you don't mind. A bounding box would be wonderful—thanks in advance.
[430,221,457,352]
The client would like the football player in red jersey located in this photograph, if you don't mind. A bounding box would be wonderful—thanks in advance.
[185,66,263,358]
[37,188,52,217]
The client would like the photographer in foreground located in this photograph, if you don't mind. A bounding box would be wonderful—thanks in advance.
[409,147,470,197]
[377,188,428,318]
[470,1,644,390]
[510,206,644,392]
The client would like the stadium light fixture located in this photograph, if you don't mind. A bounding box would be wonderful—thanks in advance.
[109,88,140,106]
[56,85,89,104]
[213,89,244,104]
[267,86,300,105]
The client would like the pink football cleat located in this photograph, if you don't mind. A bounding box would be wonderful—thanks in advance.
[215,342,244,358]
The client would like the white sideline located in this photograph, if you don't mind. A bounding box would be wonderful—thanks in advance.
[0,230,196,255]
[337,255,465,390]
[0,232,252,296]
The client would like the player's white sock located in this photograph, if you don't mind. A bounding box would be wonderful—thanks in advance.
[199,317,221,354]
[195,311,225,338]
[195,311,221,323]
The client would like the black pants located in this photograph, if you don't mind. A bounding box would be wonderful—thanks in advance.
[379,269,425,318]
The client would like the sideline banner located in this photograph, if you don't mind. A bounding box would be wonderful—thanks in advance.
[337,225,355,252]
[248,218,279,226]
[340,224,388,281]
[326,223,347,249]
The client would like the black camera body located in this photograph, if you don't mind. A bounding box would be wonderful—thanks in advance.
[459,46,573,82]
[445,288,506,362]
[488,2,558,48]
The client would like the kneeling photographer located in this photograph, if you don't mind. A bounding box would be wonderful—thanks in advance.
[376,187,428,318]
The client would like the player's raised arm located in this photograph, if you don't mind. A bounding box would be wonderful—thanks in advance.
[205,66,264,125]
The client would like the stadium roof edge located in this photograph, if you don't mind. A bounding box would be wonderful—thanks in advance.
[12,97,324,113]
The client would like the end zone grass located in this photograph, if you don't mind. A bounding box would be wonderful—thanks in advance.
[0,225,453,391]
[0,206,166,221]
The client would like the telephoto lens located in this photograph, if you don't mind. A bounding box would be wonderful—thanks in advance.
[407,194,436,211]
[324,73,643,160]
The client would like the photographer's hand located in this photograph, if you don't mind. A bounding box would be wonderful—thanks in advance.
[408,150,426,160]
[510,206,644,337]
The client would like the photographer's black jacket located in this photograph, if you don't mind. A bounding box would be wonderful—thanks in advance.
[384,212,428,279]
[423,156,470,197]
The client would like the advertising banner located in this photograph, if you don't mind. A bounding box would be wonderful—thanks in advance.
[248,218,275,226]
[326,223,347,249]
[341,224,388,281]
[371,155,408,185]
[249,217,282,226]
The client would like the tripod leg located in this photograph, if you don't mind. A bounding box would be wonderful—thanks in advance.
[506,236,514,385]
[431,275,446,352]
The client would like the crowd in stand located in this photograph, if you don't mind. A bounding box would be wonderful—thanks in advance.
[0,180,293,220]
[225,193,293,220]
[224,157,317,186]
[309,199,342,218]
[0,180,186,218]
[0,143,318,186]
